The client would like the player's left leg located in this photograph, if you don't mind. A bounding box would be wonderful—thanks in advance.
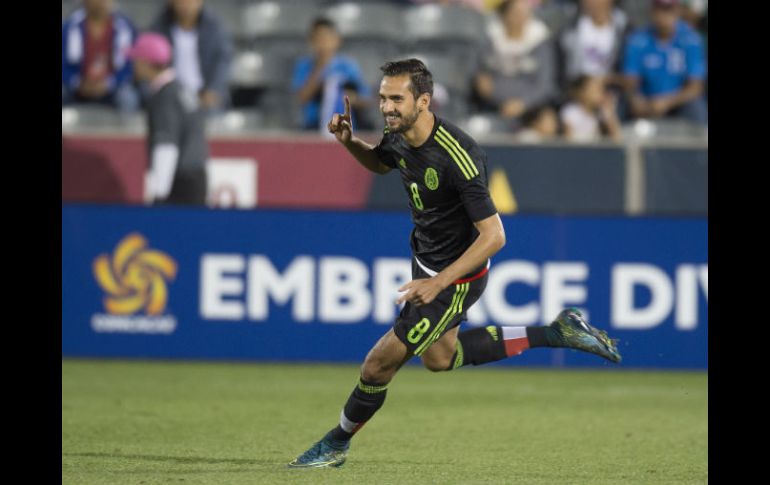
[422,308,621,372]
[420,266,621,371]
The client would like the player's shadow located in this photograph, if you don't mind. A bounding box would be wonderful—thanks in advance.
[63,451,272,466]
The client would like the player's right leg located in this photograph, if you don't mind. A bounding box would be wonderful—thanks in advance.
[287,329,410,468]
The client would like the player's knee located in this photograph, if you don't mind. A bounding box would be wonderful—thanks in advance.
[361,355,395,383]
[421,354,452,372]
[360,363,391,383]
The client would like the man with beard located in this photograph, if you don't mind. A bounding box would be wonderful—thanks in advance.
[288,59,622,469]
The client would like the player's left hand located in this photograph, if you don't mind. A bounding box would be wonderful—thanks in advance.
[396,278,445,307]
[327,95,353,144]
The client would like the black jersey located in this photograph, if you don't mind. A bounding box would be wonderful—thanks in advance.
[373,114,498,272]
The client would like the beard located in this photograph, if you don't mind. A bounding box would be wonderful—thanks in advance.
[384,107,421,134]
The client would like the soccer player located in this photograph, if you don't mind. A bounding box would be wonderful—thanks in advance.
[288,59,621,468]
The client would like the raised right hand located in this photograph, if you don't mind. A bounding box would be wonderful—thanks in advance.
[327,95,353,144]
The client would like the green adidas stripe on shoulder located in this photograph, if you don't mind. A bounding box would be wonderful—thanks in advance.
[383,126,390,134]
[434,133,472,180]
[437,126,479,177]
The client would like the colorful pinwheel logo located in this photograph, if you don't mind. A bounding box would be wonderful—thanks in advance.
[92,233,178,316]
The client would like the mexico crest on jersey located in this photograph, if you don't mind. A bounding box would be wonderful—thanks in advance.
[425,167,439,190]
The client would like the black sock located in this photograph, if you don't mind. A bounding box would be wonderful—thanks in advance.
[525,326,563,348]
[328,378,388,442]
[449,326,508,369]
[449,325,564,370]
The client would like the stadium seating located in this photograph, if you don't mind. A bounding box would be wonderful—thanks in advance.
[402,4,486,55]
[338,44,401,90]
[62,105,144,132]
[114,0,163,30]
[257,87,302,130]
[458,113,515,138]
[622,118,709,140]
[323,2,403,46]
[204,0,244,37]
[239,1,320,43]
[207,108,267,133]
[231,46,297,89]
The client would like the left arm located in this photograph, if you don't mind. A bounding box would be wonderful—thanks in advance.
[202,19,234,107]
[599,94,622,142]
[397,213,506,306]
[110,17,138,91]
[649,79,704,115]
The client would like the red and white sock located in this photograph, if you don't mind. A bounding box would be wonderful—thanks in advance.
[501,326,531,357]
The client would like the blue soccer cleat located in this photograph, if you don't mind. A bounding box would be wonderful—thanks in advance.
[287,432,350,469]
[549,308,622,363]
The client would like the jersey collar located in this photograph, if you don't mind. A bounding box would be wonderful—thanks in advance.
[405,113,441,150]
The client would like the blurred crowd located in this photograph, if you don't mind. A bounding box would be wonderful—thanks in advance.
[62,0,708,142]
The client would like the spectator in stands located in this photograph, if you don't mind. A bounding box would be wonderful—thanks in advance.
[515,103,559,142]
[150,0,234,114]
[292,18,372,133]
[556,0,630,91]
[126,33,209,206]
[382,0,541,12]
[621,0,706,124]
[406,0,487,11]
[62,0,139,113]
[560,75,621,142]
[472,0,557,124]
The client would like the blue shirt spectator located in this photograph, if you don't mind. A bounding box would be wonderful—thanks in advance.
[622,20,705,97]
[62,0,139,113]
[620,0,706,125]
[292,55,371,131]
[291,17,372,132]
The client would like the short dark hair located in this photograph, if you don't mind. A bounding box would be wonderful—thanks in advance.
[380,58,433,100]
[521,103,555,127]
[496,0,523,16]
[568,75,592,93]
[310,16,337,33]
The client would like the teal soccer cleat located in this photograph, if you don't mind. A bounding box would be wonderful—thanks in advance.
[287,432,350,469]
[550,308,622,363]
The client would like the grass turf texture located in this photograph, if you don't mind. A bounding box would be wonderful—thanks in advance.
[62,359,707,485]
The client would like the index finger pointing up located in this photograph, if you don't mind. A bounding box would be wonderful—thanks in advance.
[343,95,351,118]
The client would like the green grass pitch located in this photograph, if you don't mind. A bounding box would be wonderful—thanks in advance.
[62,359,707,484]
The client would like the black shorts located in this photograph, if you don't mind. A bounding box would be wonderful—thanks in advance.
[393,258,488,356]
